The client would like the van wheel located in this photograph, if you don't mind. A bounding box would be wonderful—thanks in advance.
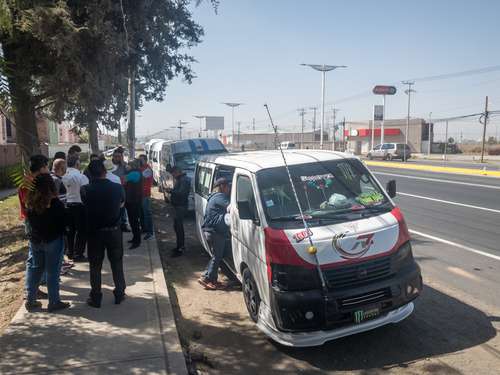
[242,268,260,323]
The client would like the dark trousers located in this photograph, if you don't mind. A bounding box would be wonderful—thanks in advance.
[126,202,142,245]
[173,205,187,249]
[203,231,228,283]
[66,203,86,258]
[87,228,126,300]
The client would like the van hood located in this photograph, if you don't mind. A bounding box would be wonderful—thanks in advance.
[265,208,409,268]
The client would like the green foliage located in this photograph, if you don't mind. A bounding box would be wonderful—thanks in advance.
[5,163,33,191]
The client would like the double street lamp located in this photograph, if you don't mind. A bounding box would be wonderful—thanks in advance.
[301,64,347,149]
[222,102,244,148]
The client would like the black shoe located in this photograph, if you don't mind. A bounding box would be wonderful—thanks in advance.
[72,255,88,263]
[129,243,140,250]
[86,297,101,308]
[127,239,134,243]
[114,293,126,305]
[170,248,184,257]
[36,289,48,299]
[121,225,131,232]
[48,301,70,312]
[25,301,42,312]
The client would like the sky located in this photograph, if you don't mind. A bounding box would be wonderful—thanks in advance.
[136,0,500,141]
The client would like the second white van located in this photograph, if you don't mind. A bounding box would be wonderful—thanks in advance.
[194,150,422,347]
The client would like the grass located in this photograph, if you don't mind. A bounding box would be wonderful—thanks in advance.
[0,194,28,333]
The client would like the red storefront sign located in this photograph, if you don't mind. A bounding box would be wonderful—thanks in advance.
[344,128,401,137]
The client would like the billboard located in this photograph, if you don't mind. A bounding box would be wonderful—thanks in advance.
[372,85,397,95]
[204,116,224,130]
[373,105,384,121]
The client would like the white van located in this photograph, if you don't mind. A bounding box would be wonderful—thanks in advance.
[194,150,422,347]
[150,140,170,184]
[145,138,166,164]
[159,138,227,210]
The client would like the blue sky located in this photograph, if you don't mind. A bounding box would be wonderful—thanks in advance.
[136,0,500,141]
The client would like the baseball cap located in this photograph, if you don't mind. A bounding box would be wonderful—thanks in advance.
[214,177,229,187]
[103,159,116,172]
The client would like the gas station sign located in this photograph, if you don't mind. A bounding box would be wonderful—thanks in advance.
[372,85,397,95]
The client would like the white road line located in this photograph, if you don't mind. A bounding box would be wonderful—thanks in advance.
[373,171,500,190]
[409,229,500,262]
[398,192,500,213]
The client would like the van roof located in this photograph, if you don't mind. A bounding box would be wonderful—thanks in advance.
[199,150,357,173]
[151,140,170,151]
[167,138,227,154]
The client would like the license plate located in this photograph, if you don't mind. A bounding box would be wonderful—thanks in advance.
[353,306,380,324]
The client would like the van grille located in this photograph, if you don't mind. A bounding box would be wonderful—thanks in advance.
[338,288,391,309]
[323,257,392,290]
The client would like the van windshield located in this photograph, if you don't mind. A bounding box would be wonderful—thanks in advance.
[174,149,227,171]
[256,159,392,229]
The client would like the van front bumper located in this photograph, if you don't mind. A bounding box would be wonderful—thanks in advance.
[260,262,422,346]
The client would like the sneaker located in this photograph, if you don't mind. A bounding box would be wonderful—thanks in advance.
[121,225,131,233]
[62,261,74,268]
[36,289,48,299]
[170,249,183,258]
[72,255,88,263]
[143,233,154,241]
[114,293,126,305]
[197,277,217,290]
[25,301,42,312]
[129,243,140,250]
[47,301,70,312]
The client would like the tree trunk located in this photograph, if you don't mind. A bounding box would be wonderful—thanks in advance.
[127,67,136,159]
[3,41,40,162]
[88,117,100,154]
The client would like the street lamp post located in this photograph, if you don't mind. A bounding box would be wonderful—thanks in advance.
[222,102,243,149]
[193,115,205,138]
[402,81,416,162]
[171,120,188,140]
[428,112,432,156]
[301,64,347,149]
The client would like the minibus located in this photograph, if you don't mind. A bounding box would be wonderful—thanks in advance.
[150,140,170,184]
[159,138,227,210]
[194,150,422,347]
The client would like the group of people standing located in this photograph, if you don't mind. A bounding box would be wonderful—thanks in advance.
[19,146,154,311]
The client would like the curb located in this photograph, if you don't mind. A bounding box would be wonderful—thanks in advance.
[146,237,189,375]
[365,160,500,178]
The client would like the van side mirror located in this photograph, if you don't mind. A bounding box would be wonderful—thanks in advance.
[237,200,260,225]
[386,180,396,198]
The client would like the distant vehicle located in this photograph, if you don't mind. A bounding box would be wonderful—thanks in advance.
[194,150,422,347]
[150,140,171,184]
[159,138,227,210]
[145,139,167,164]
[280,141,297,150]
[367,143,411,161]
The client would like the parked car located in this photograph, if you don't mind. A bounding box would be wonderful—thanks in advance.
[367,143,411,161]
[194,150,422,347]
[280,141,297,150]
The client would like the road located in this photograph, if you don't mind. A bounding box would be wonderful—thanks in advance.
[153,164,500,375]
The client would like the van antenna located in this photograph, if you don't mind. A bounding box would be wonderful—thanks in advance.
[264,104,328,294]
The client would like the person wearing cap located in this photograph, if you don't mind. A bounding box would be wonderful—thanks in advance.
[168,166,191,257]
[104,159,121,184]
[138,154,154,240]
[198,177,231,290]
[80,160,126,307]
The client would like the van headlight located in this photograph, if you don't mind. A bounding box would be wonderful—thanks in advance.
[271,264,321,291]
[392,241,414,269]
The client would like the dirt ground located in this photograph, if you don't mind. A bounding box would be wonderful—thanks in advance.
[0,195,27,333]
[152,189,500,375]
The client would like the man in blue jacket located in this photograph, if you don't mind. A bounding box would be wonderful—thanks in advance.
[198,178,231,290]
[169,166,191,257]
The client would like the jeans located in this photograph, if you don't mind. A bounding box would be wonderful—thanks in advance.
[141,197,153,235]
[25,237,64,305]
[126,202,142,245]
[120,206,129,227]
[203,231,228,283]
[66,204,87,258]
[173,206,187,249]
[87,228,126,301]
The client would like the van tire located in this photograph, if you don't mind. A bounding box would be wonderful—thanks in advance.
[242,268,260,323]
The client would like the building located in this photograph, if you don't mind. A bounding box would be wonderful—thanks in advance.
[224,130,329,150]
[0,113,15,144]
[344,118,433,154]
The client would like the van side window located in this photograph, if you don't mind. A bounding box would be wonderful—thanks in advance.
[236,175,257,218]
[212,165,235,190]
[373,145,381,150]
[195,166,213,198]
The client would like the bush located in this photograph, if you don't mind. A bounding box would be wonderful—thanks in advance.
[488,146,500,155]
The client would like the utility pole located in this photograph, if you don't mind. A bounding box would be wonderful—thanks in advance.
[252,118,256,132]
[172,120,188,140]
[428,112,432,156]
[237,121,241,149]
[480,96,489,163]
[402,81,415,161]
[222,102,243,150]
[332,106,340,151]
[444,120,449,161]
[342,117,346,152]
[309,106,317,138]
[298,108,306,148]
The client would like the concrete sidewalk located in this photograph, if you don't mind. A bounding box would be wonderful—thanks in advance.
[0,234,187,375]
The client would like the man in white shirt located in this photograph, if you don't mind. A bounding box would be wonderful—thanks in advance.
[62,155,89,262]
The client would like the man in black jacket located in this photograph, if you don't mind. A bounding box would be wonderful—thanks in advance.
[169,166,191,257]
[81,160,126,308]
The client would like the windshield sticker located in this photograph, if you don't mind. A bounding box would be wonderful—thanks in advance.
[300,173,334,182]
[356,191,384,206]
[265,199,274,207]
[293,228,313,243]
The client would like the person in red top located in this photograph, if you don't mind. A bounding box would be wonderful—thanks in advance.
[139,154,154,240]
[19,155,50,222]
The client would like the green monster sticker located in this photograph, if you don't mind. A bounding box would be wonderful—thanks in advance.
[356,191,384,206]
